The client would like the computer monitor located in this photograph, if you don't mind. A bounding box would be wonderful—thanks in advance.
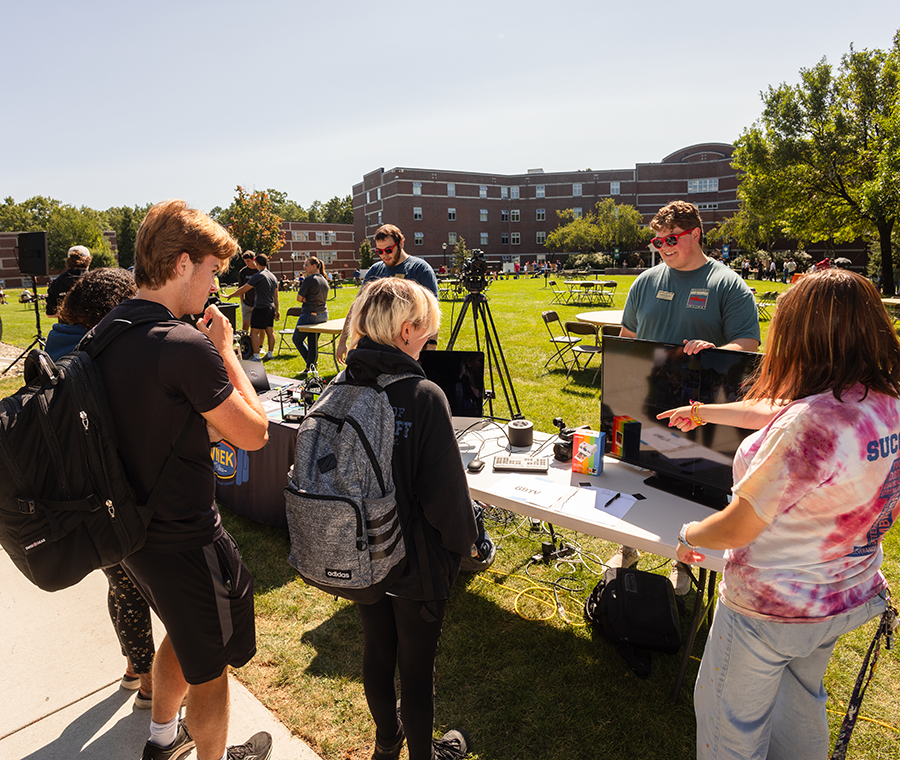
[600,336,762,509]
[417,350,485,431]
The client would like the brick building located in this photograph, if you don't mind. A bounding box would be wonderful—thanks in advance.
[353,142,738,268]
[265,221,356,283]
[0,231,118,290]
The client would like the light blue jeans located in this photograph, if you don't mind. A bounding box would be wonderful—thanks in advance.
[291,311,328,368]
[695,593,886,760]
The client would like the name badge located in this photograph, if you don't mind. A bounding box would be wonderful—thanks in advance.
[656,290,674,301]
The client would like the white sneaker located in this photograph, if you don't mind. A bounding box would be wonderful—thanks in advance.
[606,545,640,569]
[669,560,693,596]
[263,352,274,361]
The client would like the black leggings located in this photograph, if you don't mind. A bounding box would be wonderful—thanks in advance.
[357,595,448,760]
[104,564,155,674]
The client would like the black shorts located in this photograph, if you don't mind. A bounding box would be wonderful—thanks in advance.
[122,531,256,684]
[250,306,275,329]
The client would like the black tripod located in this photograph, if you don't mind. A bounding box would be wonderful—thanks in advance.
[3,281,46,376]
[446,289,522,421]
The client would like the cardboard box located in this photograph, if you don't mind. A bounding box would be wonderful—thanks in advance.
[572,429,604,475]
[612,416,641,460]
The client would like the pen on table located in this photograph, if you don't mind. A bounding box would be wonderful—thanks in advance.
[603,493,622,509]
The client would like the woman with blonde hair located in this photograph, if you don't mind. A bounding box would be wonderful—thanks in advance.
[345,277,476,760]
[659,268,900,759]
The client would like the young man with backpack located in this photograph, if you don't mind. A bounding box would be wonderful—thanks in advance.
[92,199,272,760]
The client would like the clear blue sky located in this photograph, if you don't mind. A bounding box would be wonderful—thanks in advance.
[3,0,897,214]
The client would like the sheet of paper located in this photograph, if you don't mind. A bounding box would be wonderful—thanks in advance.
[558,487,636,527]
[492,474,576,510]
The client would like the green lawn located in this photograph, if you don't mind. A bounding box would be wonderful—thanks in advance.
[1,275,897,759]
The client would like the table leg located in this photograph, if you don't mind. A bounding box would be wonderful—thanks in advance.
[670,568,717,702]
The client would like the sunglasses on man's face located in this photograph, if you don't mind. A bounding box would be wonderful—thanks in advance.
[650,229,693,250]
[377,244,397,255]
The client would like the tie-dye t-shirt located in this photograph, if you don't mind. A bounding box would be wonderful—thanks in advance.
[720,385,900,622]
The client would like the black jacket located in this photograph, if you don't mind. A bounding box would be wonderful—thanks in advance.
[347,338,476,600]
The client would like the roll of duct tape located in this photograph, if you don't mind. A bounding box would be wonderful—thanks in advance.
[507,418,534,448]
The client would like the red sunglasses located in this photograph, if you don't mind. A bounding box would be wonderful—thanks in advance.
[650,229,693,250]
[376,244,398,255]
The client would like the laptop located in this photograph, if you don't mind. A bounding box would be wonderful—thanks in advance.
[239,358,271,393]
[417,350,486,431]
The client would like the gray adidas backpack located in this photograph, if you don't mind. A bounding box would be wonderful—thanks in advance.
[285,370,415,603]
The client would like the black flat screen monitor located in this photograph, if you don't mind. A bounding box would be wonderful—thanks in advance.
[600,336,762,509]
[417,350,485,431]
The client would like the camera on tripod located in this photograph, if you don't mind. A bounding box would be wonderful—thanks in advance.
[461,248,489,293]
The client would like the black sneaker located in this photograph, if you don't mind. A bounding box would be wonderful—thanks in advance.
[432,728,470,760]
[226,732,273,760]
[140,721,195,760]
[372,722,405,760]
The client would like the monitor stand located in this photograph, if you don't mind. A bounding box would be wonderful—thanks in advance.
[643,474,730,511]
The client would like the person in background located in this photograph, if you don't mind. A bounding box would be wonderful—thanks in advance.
[345,277,476,760]
[226,253,279,361]
[608,200,760,596]
[336,224,439,363]
[291,256,329,373]
[236,251,257,332]
[659,268,900,760]
[46,245,92,318]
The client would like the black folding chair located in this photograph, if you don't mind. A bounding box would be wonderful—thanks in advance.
[542,311,580,371]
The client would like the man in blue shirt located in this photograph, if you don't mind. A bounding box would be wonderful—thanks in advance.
[337,224,438,362]
[612,201,760,593]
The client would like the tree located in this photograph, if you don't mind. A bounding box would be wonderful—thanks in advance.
[322,195,353,224]
[226,186,285,258]
[593,198,651,251]
[103,204,150,269]
[359,239,374,269]
[454,237,470,272]
[266,189,308,222]
[545,209,602,253]
[732,31,900,294]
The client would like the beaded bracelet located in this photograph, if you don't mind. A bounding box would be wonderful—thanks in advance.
[689,399,706,426]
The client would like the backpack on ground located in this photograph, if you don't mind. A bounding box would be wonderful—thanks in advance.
[0,311,191,592]
[584,566,682,678]
[285,370,415,604]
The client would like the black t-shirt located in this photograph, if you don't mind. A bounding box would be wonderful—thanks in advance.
[238,266,256,307]
[46,267,87,317]
[298,273,329,314]
[93,299,234,551]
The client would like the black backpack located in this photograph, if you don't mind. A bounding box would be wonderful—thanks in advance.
[584,567,682,678]
[0,311,191,591]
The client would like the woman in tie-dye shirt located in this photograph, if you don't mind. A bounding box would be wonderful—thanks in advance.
[659,269,900,760]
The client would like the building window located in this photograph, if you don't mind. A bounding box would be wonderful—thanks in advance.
[501,233,509,245]
[480,209,488,222]
[448,208,456,222]
[501,210,509,222]
[413,182,422,195]
[413,206,422,220]
[377,211,383,225]
[448,232,457,245]
[536,185,545,198]
[366,191,370,204]
[447,183,455,197]
[318,251,337,264]
[610,181,620,195]
[536,208,545,222]
[479,185,488,198]
[511,232,520,245]
[414,232,424,245]
[573,207,582,219]
[510,210,520,223]
[696,202,719,210]
[480,233,488,246]
[536,231,546,245]
[511,186,520,200]
[292,231,308,242]
[501,186,509,199]
[573,183,582,197]
[688,178,719,194]
[315,231,336,246]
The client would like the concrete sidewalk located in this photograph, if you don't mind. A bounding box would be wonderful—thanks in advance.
[0,547,321,760]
